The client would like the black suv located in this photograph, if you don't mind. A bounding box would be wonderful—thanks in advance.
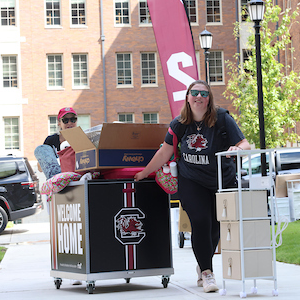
[0,156,43,233]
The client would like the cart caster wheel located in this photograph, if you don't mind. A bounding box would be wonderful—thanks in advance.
[240,291,247,298]
[54,278,62,289]
[125,278,130,283]
[251,287,258,294]
[178,232,184,248]
[86,282,95,294]
[219,289,226,296]
[272,289,279,296]
[161,275,170,288]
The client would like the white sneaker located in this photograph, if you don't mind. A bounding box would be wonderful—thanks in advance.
[202,269,218,293]
[196,265,203,287]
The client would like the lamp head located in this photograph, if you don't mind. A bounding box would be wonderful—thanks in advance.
[248,0,265,22]
[199,29,213,50]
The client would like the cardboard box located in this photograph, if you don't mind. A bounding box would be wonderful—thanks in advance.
[222,249,273,280]
[220,220,271,250]
[178,202,191,232]
[275,174,300,198]
[61,123,168,171]
[216,191,267,221]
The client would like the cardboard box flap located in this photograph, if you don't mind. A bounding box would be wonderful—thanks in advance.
[61,127,95,152]
[98,123,169,149]
[275,173,300,198]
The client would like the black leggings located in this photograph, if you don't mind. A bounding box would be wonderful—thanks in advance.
[178,173,219,272]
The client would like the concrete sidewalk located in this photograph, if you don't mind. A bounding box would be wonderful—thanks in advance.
[0,222,299,300]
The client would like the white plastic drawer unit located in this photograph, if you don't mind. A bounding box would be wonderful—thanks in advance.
[222,249,273,280]
[216,191,268,221]
[220,220,271,250]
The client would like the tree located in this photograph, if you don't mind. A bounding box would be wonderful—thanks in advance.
[224,0,300,148]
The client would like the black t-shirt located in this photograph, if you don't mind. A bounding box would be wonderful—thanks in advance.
[165,113,245,190]
[44,133,60,152]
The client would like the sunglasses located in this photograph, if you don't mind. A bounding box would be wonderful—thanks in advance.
[61,117,77,124]
[190,90,209,97]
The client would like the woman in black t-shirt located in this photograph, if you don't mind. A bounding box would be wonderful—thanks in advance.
[134,80,250,293]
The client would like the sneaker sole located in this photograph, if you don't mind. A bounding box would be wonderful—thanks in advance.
[203,285,219,293]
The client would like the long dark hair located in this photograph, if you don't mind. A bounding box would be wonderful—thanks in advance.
[179,80,217,127]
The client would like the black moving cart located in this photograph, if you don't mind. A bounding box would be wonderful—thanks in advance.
[49,179,174,294]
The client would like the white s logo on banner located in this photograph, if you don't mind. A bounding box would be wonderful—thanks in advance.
[167,52,197,102]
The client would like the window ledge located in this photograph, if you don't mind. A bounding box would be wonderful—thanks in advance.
[139,23,152,27]
[114,24,131,28]
[116,84,134,89]
[72,86,90,90]
[141,84,158,88]
[70,25,88,29]
[209,82,225,86]
[45,25,63,29]
[206,22,223,26]
[47,87,65,91]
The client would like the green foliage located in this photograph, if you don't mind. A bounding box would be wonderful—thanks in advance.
[224,0,300,148]
[0,247,7,263]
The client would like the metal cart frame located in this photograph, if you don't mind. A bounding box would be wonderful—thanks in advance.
[216,149,278,298]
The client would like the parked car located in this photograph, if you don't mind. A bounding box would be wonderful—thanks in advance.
[0,155,43,233]
[241,148,300,187]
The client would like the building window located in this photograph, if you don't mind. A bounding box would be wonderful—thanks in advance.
[143,113,158,124]
[241,0,249,22]
[45,0,61,26]
[242,49,252,72]
[141,52,156,85]
[116,53,132,86]
[139,0,151,24]
[185,0,197,23]
[114,0,130,25]
[283,0,292,11]
[71,0,86,25]
[118,113,134,123]
[77,115,90,130]
[2,55,17,88]
[49,116,58,135]
[208,51,224,83]
[206,0,221,23]
[1,0,15,26]
[47,55,63,88]
[4,117,19,150]
[72,54,88,88]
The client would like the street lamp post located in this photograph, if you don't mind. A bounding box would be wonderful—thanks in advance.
[248,0,267,176]
[199,29,213,84]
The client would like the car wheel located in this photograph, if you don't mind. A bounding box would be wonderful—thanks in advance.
[0,206,8,234]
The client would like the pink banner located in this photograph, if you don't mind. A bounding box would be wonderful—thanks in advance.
[147,0,199,118]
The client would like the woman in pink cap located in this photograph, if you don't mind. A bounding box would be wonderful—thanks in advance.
[43,107,78,152]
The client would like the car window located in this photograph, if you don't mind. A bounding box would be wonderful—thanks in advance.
[0,161,17,179]
[278,152,300,171]
[242,154,269,175]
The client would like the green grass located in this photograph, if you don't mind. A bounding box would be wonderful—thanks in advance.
[274,220,300,265]
[0,247,7,262]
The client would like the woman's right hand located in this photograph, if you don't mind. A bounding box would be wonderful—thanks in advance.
[134,141,174,182]
[134,170,146,182]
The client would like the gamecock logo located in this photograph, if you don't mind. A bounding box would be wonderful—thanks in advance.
[187,133,208,152]
[114,208,146,245]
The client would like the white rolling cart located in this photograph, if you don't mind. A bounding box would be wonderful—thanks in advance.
[215,149,278,298]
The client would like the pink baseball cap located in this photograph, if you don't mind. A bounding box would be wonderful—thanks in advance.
[57,107,77,120]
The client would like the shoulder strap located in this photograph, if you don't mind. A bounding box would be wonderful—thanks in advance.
[216,108,229,149]
[176,122,187,142]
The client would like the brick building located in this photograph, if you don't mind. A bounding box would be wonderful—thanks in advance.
[0,0,299,160]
